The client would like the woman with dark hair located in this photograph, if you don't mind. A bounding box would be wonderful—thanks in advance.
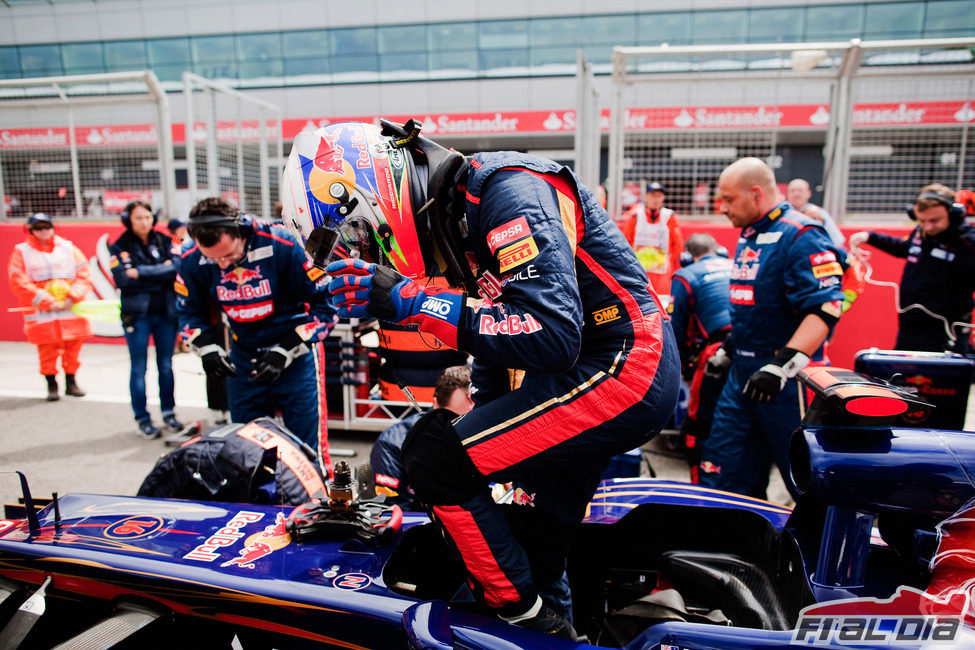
[108,200,183,439]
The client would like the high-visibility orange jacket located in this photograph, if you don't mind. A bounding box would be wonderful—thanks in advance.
[8,232,93,344]
[618,203,684,297]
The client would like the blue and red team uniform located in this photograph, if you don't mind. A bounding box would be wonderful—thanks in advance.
[399,153,681,618]
[698,202,846,497]
[175,220,337,472]
[669,253,732,481]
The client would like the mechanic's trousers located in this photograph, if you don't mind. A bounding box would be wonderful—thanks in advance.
[698,354,802,499]
[228,341,331,476]
[37,338,83,376]
[402,313,680,618]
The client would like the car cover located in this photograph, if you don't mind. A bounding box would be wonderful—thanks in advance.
[138,417,327,505]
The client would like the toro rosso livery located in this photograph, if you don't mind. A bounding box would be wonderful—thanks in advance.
[0,368,973,648]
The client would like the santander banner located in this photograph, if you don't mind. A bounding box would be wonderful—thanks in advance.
[2,101,974,149]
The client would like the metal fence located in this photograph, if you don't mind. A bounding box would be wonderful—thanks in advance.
[0,70,175,220]
[183,72,283,219]
[605,38,975,222]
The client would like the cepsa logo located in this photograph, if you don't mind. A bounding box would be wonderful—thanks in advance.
[487,217,531,254]
[792,586,967,646]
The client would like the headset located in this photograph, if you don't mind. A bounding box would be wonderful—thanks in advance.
[187,208,255,242]
[906,190,965,226]
[120,200,158,229]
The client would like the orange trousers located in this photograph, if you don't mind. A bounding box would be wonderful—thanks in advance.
[36,339,84,376]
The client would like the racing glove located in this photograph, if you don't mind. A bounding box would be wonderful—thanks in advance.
[325,258,463,348]
[742,347,810,403]
[185,327,237,378]
[249,325,315,385]
[704,346,731,380]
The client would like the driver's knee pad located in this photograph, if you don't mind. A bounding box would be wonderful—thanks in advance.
[402,408,485,505]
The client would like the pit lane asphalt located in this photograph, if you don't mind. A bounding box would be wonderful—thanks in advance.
[0,341,826,510]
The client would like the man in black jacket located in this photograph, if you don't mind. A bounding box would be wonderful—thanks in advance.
[109,200,183,439]
[850,183,975,353]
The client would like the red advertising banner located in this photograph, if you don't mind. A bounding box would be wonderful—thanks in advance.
[3,101,973,149]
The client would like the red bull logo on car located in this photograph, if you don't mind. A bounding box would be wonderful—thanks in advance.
[220,512,290,569]
[184,510,264,563]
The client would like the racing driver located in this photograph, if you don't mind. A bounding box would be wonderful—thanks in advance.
[280,119,680,638]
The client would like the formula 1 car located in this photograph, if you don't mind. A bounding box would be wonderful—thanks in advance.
[0,367,972,649]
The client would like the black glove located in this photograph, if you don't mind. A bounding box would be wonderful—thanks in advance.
[704,346,731,380]
[201,346,238,378]
[249,327,312,385]
[742,347,810,403]
[185,327,237,378]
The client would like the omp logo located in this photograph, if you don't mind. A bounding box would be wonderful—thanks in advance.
[497,237,539,272]
[810,251,837,265]
[593,305,621,325]
[420,297,454,318]
[224,300,274,322]
[729,284,754,305]
[812,262,843,278]
[487,217,531,253]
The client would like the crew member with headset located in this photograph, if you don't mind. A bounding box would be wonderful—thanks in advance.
[175,197,339,476]
[109,200,184,439]
[850,183,975,353]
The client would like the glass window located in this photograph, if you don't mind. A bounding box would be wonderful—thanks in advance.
[193,35,236,64]
[331,53,378,78]
[429,22,476,51]
[283,30,329,58]
[18,44,63,76]
[331,27,377,57]
[479,20,528,49]
[480,48,529,72]
[61,42,104,74]
[285,56,328,78]
[637,12,691,46]
[150,64,185,83]
[147,38,191,68]
[240,59,283,79]
[864,2,924,39]
[104,41,146,71]
[531,46,579,68]
[237,33,281,62]
[194,61,238,80]
[380,52,427,76]
[0,47,20,78]
[378,24,426,54]
[429,49,477,74]
[532,17,583,47]
[693,10,747,44]
[748,7,804,43]
[586,14,635,45]
[924,0,975,37]
[806,4,864,40]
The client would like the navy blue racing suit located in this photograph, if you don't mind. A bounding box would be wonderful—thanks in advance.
[699,203,846,498]
[669,253,732,377]
[401,153,681,618]
[176,220,337,472]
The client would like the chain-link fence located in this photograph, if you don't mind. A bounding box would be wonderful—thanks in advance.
[606,38,975,222]
[0,71,175,221]
[183,72,282,220]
